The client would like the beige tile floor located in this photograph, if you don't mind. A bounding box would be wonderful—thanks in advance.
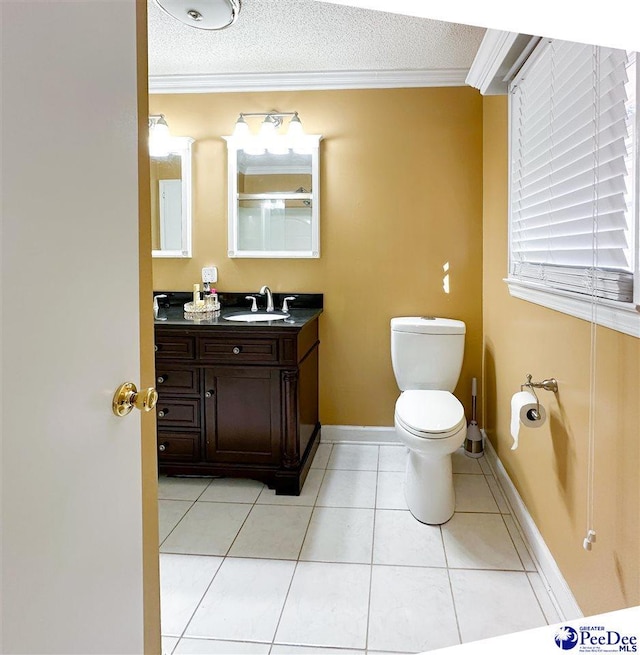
[159,442,561,655]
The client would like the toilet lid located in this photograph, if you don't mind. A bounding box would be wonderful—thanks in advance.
[395,390,466,436]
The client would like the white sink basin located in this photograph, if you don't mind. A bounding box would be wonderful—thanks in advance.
[224,311,290,322]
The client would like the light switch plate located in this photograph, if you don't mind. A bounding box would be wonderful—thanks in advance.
[202,266,218,283]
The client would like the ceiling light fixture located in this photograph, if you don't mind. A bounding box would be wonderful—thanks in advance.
[231,111,310,155]
[154,0,241,30]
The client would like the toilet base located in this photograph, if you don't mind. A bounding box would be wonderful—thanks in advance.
[394,419,466,525]
[405,450,455,524]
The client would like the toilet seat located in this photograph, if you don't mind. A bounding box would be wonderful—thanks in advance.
[395,390,466,439]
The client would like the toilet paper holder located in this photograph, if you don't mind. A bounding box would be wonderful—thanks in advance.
[521,374,558,420]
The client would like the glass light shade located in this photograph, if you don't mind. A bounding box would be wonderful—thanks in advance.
[149,116,173,157]
[232,115,250,140]
[287,114,304,139]
[259,116,277,139]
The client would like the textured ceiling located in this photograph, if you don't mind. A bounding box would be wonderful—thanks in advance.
[148,0,486,77]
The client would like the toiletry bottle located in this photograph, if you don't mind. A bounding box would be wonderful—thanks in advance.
[193,283,202,306]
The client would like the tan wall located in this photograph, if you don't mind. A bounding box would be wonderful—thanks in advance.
[483,96,640,615]
[150,88,484,426]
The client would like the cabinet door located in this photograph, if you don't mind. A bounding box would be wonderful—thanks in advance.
[204,366,281,465]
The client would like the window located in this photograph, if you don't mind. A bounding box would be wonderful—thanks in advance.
[507,40,640,337]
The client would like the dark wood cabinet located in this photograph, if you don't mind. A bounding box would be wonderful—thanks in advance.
[154,315,321,494]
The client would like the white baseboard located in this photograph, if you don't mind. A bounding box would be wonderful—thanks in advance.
[483,434,583,621]
[321,424,398,445]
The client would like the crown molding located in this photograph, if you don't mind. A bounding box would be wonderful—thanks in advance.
[148,68,469,94]
[466,29,537,95]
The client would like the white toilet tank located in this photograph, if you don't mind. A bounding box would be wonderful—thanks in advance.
[391,317,466,391]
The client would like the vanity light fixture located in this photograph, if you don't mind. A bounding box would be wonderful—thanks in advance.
[231,111,310,155]
[154,0,241,30]
[149,114,174,157]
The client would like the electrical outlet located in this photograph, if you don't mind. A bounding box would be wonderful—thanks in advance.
[201,266,218,283]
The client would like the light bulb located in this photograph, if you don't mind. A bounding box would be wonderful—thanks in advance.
[232,115,250,140]
[287,113,307,152]
[149,115,173,157]
[287,113,304,139]
[259,115,277,140]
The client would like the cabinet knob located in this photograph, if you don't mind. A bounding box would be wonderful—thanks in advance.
[154,345,158,352]
[158,408,169,418]
[157,375,166,384]
[205,390,214,398]
[158,442,168,452]
[232,346,241,355]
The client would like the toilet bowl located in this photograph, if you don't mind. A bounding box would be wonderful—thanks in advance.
[390,316,467,524]
[394,390,467,524]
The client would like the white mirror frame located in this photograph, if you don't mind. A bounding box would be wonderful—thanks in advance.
[151,136,194,258]
[224,135,322,258]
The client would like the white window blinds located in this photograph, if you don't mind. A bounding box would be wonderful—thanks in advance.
[510,41,636,302]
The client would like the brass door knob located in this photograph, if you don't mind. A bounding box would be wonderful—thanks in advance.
[112,382,159,417]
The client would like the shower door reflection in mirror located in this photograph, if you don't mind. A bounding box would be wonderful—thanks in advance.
[226,135,321,258]
[151,136,194,258]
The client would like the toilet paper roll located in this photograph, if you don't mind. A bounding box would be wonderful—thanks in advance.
[510,391,547,450]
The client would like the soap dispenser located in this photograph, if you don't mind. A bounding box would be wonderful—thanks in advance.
[193,283,204,307]
[153,294,167,319]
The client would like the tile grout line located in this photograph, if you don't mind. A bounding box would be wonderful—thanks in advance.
[170,555,224,647]
[525,571,561,625]
[158,475,223,549]
[220,479,267,557]
[441,515,464,647]
[158,498,198,549]
[269,446,332,651]
[161,445,558,652]
[293,466,330,564]
[159,476,218,652]
[363,446,380,653]
[169,479,266,648]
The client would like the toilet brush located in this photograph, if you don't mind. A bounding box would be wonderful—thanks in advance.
[464,377,484,458]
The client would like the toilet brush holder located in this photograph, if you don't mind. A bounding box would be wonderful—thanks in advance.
[464,422,483,458]
[464,377,484,458]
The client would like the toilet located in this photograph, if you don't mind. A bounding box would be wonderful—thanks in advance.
[391,317,467,524]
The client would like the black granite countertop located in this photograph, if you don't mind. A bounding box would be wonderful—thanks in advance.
[153,291,323,330]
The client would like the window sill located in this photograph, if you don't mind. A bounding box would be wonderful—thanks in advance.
[505,278,640,338]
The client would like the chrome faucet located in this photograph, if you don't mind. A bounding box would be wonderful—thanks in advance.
[259,285,274,312]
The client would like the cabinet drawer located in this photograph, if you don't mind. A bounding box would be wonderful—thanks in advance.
[157,432,200,462]
[199,337,278,364]
[155,367,200,395]
[155,335,195,360]
[156,399,200,428]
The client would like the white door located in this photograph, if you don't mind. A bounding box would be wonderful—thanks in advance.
[1,2,150,652]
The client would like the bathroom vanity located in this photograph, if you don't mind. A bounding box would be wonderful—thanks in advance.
[153,292,322,494]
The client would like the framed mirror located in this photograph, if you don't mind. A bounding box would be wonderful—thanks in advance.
[225,135,321,258]
[151,136,194,258]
